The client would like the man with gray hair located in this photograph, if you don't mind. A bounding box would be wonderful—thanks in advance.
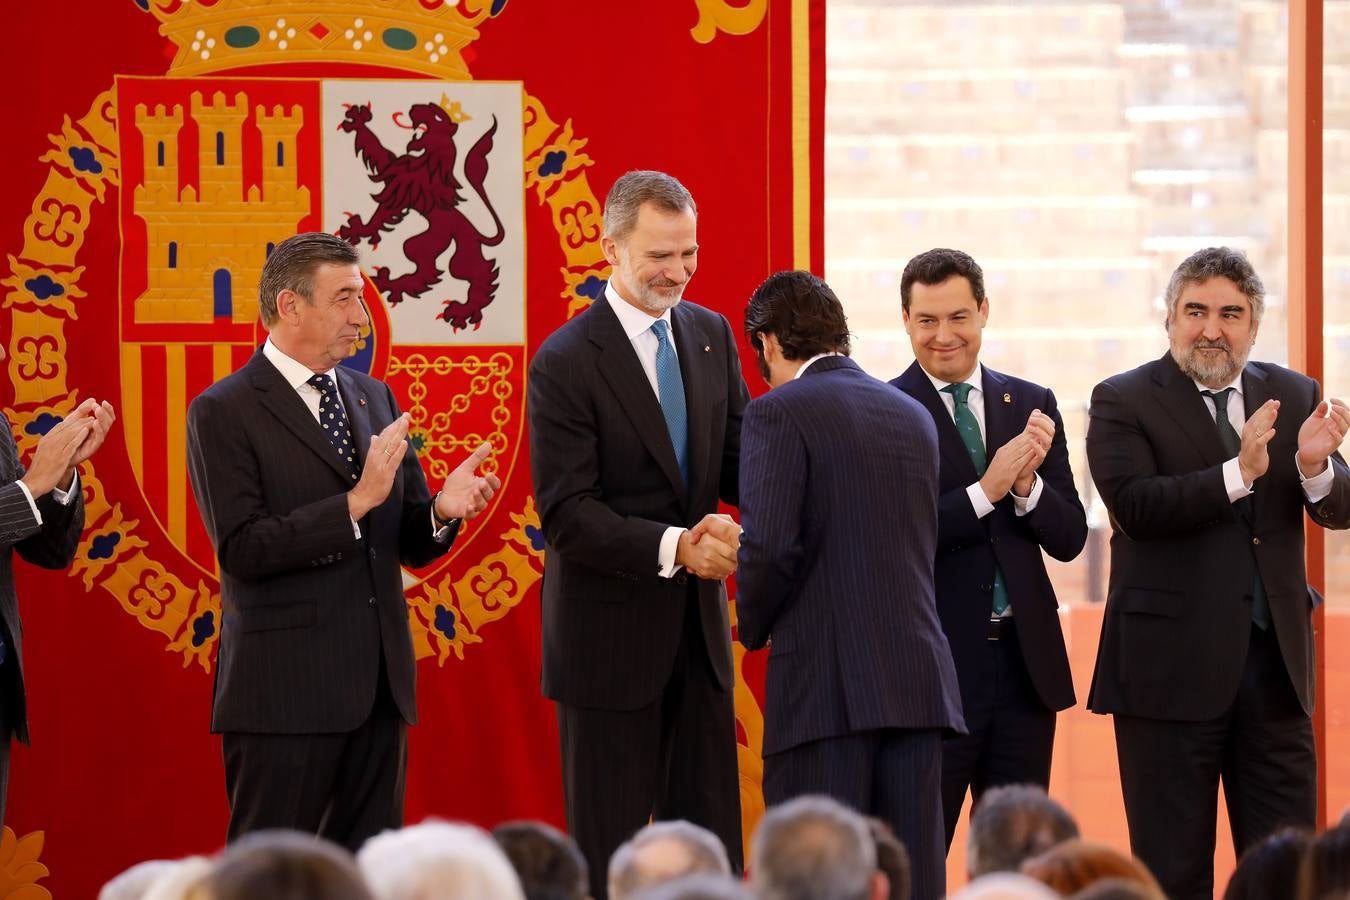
[608,820,731,900]
[358,819,525,900]
[1086,246,1350,899]
[528,171,751,896]
[965,784,1078,879]
[751,796,888,900]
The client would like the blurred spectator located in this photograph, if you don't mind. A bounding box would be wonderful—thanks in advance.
[948,872,1059,899]
[203,830,372,900]
[494,820,589,900]
[865,817,910,900]
[1071,879,1161,900]
[1020,840,1161,898]
[101,858,207,900]
[1222,826,1313,900]
[629,873,751,900]
[750,795,885,900]
[358,819,524,900]
[1299,824,1350,900]
[609,821,730,900]
[967,785,1079,879]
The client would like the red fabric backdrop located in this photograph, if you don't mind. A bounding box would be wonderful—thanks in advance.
[0,2,822,895]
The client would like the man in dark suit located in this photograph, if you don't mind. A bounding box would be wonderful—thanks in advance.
[0,349,114,828]
[527,170,750,898]
[735,270,964,900]
[186,231,499,850]
[1086,247,1350,900]
[889,248,1086,849]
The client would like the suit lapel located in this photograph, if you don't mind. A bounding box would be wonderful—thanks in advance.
[1151,352,1229,469]
[1241,363,1275,525]
[590,297,686,495]
[248,351,356,484]
[894,361,980,483]
[336,367,374,469]
[980,366,1017,453]
[672,303,713,504]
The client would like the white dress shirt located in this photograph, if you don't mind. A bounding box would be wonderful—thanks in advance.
[606,284,686,577]
[793,353,839,379]
[14,473,78,524]
[923,364,1042,519]
[1195,375,1334,503]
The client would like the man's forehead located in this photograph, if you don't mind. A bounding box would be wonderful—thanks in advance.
[1179,277,1249,308]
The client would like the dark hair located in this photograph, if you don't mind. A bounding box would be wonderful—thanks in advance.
[1163,246,1265,324]
[1300,823,1350,900]
[967,784,1079,878]
[899,248,986,314]
[865,817,910,900]
[493,820,589,900]
[1223,827,1312,900]
[205,830,373,900]
[603,171,697,242]
[259,232,361,326]
[744,270,851,361]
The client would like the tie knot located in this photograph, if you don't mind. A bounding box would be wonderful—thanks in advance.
[307,373,334,394]
[650,319,671,345]
[1202,387,1234,411]
[942,382,974,406]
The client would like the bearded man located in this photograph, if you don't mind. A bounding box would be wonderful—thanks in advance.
[1085,247,1350,900]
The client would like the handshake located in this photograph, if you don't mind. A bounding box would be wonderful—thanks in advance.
[675,513,742,581]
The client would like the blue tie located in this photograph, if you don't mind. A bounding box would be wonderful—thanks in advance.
[942,382,1010,617]
[651,320,689,486]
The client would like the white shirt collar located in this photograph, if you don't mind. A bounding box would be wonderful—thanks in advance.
[263,337,339,391]
[1192,372,1244,398]
[923,362,984,396]
[793,352,840,380]
[606,282,674,342]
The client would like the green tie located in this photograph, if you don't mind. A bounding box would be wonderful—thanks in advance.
[1201,388,1270,630]
[943,383,1010,617]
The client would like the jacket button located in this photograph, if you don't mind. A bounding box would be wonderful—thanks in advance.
[1252,537,1261,545]
[369,548,377,560]
[991,537,999,544]
[368,597,377,607]
[981,583,992,592]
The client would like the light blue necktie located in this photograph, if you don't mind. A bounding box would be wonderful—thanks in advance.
[943,382,1010,616]
[651,320,689,486]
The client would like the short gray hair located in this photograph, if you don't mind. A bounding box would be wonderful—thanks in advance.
[751,795,876,900]
[630,873,753,900]
[357,819,525,900]
[609,820,731,900]
[1163,247,1265,324]
[967,784,1079,879]
[258,232,361,327]
[602,170,697,243]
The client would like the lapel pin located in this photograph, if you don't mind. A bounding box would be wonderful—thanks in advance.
[1003,393,1012,404]
[704,345,711,352]
[358,398,367,406]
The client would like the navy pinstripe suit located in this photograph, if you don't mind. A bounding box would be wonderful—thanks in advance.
[186,349,455,847]
[0,414,84,828]
[736,355,964,900]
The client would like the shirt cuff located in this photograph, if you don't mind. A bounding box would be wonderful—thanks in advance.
[1223,457,1254,502]
[50,471,80,506]
[658,526,684,578]
[351,517,362,540]
[1299,452,1335,503]
[14,479,42,526]
[966,482,995,519]
[1011,472,1043,517]
[430,505,458,543]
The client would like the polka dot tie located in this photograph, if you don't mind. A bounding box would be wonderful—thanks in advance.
[942,382,1010,617]
[308,373,360,482]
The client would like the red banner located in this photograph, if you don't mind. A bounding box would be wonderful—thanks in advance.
[0,1,822,895]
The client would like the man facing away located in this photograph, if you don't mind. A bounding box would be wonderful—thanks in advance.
[890,248,1086,848]
[1086,246,1350,899]
[736,270,964,900]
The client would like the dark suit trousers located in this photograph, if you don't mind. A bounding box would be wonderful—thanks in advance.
[940,618,1056,847]
[764,728,946,900]
[1114,623,1315,900]
[222,660,407,853]
[556,591,742,900]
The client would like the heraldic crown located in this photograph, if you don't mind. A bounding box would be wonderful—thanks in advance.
[137,0,510,78]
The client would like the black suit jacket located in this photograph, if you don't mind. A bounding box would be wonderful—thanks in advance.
[527,294,749,711]
[0,415,84,744]
[1086,353,1350,720]
[186,350,455,734]
[891,362,1084,713]
[737,357,965,756]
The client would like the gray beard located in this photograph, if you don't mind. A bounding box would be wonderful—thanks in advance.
[1170,338,1249,388]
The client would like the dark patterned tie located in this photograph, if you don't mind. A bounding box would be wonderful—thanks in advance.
[943,382,1010,617]
[308,373,359,482]
[1202,388,1270,629]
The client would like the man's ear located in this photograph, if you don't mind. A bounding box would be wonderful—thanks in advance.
[870,870,890,900]
[601,235,620,267]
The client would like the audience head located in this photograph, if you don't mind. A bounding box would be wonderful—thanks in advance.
[493,820,588,900]
[1300,823,1350,900]
[967,785,1080,879]
[865,817,910,900]
[629,873,752,900]
[609,820,731,900]
[1071,879,1164,900]
[750,795,885,900]
[358,819,524,900]
[1019,840,1162,898]
[948,872,1059,899]
[203,830,371,900]
[101,858,205,900]
[1222,826,1313,900]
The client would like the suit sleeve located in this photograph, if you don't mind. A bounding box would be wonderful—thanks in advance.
[1086,378,1232,540]
[527,345,672,577]
[1301,380,1350,530]
[385,381,458,569]
[187,391,361,582]
[717,313,750,508]
[0,424,83,569]
[1021,388,1088,561]
[735,395,805,651]
[936,485,986,553]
